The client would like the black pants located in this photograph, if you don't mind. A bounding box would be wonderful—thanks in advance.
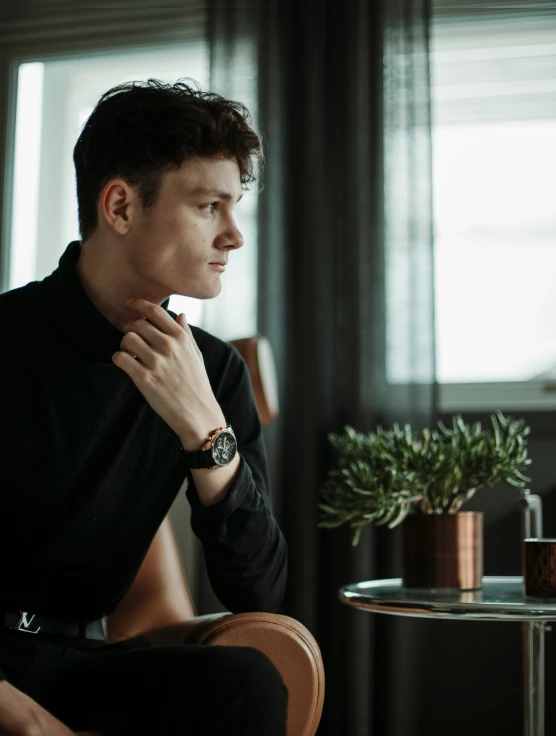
[0,628,288,735]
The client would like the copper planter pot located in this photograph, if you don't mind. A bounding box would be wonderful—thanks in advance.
[401,511,483,590]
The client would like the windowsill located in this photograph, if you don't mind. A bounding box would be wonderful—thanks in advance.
[439,380,556,414]
[437,383,556,437]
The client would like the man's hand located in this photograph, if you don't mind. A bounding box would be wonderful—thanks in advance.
[0,680,76,735]
[113,299,225,452]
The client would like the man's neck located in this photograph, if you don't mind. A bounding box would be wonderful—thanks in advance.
[76,236,168,332]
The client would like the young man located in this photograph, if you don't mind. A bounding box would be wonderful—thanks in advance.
[0,80,288,735]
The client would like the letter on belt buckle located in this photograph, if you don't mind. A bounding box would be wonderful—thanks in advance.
[13,611,41,634]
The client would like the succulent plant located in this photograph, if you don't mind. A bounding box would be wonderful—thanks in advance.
[318,411,532,545]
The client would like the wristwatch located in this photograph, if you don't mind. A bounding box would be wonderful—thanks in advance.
[182,425,238,469]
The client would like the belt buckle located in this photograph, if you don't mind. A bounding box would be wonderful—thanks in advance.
[12,611,41,634]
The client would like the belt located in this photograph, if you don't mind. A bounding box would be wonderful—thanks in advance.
[2,611,106,641]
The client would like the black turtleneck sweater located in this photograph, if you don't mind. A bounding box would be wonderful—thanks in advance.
[0,242,287,682]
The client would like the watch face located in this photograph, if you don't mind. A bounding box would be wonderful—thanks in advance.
[211,430,237,466]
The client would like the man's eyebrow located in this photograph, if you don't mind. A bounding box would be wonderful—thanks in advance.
[190,187,244,203]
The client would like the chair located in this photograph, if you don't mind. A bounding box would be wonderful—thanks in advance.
[105,336,325,736]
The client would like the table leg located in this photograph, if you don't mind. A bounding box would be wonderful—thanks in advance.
[523,621,550,736]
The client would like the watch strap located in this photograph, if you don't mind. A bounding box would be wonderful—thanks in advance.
[184,446,218,469]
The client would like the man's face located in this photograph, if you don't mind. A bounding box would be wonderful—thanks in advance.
[127,156,244,301]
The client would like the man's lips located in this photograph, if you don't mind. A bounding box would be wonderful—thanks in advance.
[209,262,226,272]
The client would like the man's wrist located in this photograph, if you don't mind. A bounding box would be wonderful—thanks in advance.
[190,452,241,506]
[179,415,227,452]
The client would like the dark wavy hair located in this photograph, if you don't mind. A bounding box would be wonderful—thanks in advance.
[73,78,262,241]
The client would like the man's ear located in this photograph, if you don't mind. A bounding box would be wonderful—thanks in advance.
[99,178,136,235]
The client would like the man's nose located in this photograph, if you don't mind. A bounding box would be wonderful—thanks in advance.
[224,218,244,250]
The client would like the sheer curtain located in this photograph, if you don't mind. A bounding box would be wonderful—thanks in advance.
[208,1,436,732]
[201,1,260,344]
[372,5,437,734]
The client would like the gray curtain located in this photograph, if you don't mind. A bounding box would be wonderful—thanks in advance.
[209,1,436,733]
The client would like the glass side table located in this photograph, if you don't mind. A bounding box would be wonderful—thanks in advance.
[339,576,556,736]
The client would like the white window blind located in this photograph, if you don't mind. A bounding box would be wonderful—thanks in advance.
[431,1,556,409]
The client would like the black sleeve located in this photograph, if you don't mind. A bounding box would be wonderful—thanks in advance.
[185,342,287,614]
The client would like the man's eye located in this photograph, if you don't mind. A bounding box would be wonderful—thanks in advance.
[200,203,217,214]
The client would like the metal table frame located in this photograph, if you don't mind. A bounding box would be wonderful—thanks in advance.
[521,490,546,736]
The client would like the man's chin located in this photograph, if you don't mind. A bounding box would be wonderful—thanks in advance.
[181,284,222,300]
[206,281,223,299]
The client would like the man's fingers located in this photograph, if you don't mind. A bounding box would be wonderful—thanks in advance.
[177,314,204,362]
[112,350,149,381]
[122,317,170,352]
[177,312,190,333]
[126,298,181,337]
[119,331,156,368]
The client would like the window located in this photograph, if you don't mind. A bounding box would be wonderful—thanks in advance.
[430,7,556,410]
[8,43,258,341]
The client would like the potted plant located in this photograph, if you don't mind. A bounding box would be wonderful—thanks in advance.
[318,412,532,590]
